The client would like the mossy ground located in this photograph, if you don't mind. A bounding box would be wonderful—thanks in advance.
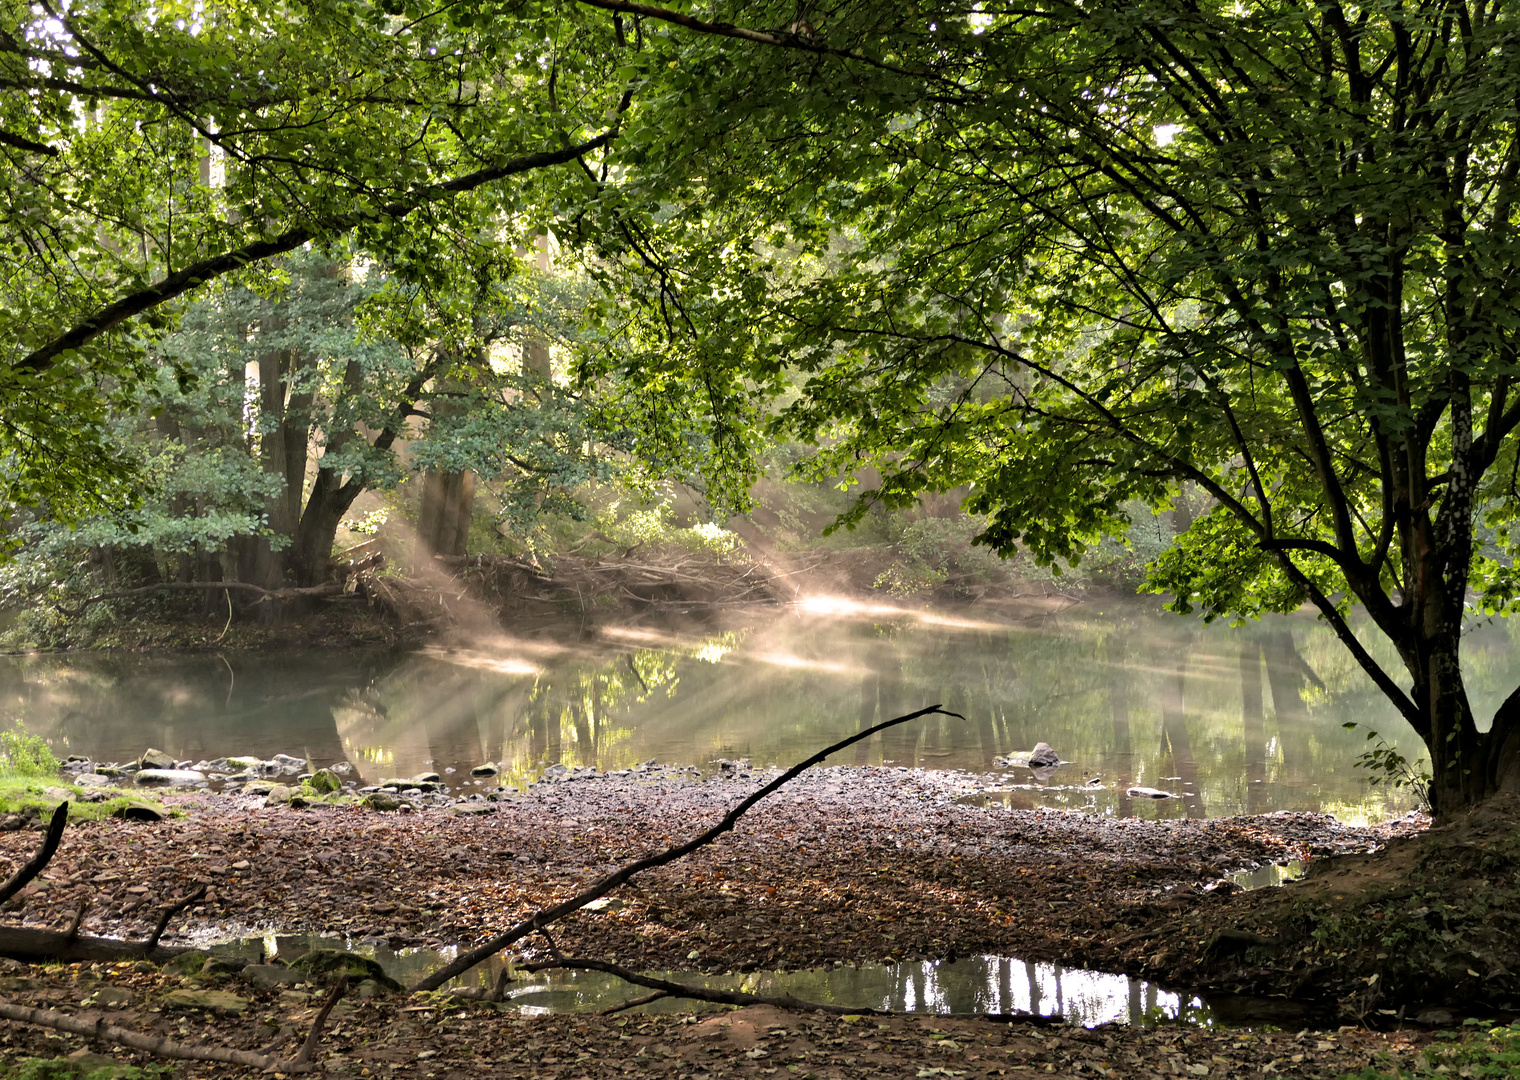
[0,778,165,824]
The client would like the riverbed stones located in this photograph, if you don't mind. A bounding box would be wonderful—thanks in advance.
[445,802,496,816]
[162,988,250,1013]
[264,784,294,806]
[133,769,207,787]
[470,763,500,777]
[138,749,175,770]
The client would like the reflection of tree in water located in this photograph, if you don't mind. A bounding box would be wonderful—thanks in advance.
[1156,635,1206,820]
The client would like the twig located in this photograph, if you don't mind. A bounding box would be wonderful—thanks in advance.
[598,989,668,1015]
[409,704,961,991]
[55,580,347,618]
[0,999,293,1070]
[142,884,206,951]
[286,975,347,1066]
[537,924,566,961]
[0,803,68,906]
[521,957,1062,1024]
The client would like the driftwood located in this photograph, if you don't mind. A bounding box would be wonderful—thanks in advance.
[410,704,962,991]
[0,999,314,1071]
[0,804,68,906]
[513,956,1064,1025]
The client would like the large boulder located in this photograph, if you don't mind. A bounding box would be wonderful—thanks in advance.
[288,949,401,991]
[238,964,305,990]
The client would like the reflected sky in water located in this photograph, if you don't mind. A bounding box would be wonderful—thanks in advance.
[6,596,1516,822]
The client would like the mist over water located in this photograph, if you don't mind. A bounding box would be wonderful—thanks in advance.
[7,596,1514,821]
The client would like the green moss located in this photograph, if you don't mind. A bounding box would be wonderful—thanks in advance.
[1340,1022,1520,1079]
[1,1056,171,1080]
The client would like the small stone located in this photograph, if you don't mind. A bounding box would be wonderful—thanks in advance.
[362,793,401,812]
[42,786,74,802]
[201,956,247,977]
[309,768,342,793]
[88,987,134,1008]
[1126,786,1178,799]
[446,802,497,816]
[138,749,175,770]
[265,785,294,806]
[75,773,113,787]
[165,951,212,975]
[163,988,250,1013]
[408,772,441,785]
[355,979,390,1000]
[133,769,207,787]
[230,859,251,871]
[1028,742,1061,768]
[470,764,499,777]
[111,804,164,822]
[239,965,306,990]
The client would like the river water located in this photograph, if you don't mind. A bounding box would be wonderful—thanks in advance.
[6,595,1512,822]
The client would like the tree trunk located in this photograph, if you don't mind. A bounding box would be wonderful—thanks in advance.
[416,469,476,560]
[286,466,363,588]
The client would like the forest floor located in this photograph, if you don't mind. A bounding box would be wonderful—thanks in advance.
[0,764,1468,1079]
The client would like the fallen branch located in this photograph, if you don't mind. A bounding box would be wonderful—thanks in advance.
[0,927,191,965]
[598,989,668,1015]
[409,704,961,991]
[0,999,292,1071]
[62,897,89,943]
[289,976,347,1066]
[0,804,69,906]
[142,885,207,952]
[521,957,1063,1025]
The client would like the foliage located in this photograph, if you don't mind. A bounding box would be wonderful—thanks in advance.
[1339,1024,1520,1080]
[0,721,59,778]
[1343,723,1432,816]
[1,1057,170,1080]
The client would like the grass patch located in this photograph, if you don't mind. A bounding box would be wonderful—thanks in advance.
[1341,1022,1520,1078]
[0,777,164,823]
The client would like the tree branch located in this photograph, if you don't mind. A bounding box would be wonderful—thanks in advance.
[0,804,68,907]
[408,704,961,991]
[15,130,617,375]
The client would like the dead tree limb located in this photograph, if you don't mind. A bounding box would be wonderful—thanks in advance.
[0,999,294,1070]
[288,976,347,1067]
[63,897,88,943]
[54,577,364,618]
[409,704,961,991]
[142,885,206,951]
[0,803,68,906]
[598,989,668,1015]
[0,927,190,964]
[519,957,1062,1025]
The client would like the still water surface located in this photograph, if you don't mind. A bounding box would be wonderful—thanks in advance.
[6,596,1514,821]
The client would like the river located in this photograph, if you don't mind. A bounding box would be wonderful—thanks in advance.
[6,594,1512,822]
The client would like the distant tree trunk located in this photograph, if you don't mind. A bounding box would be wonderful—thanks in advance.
[416,469,476,559]
[1159,655,1205,820]
[1241,641,1267,815]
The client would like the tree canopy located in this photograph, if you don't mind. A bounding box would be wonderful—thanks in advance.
[8,0,1520,811]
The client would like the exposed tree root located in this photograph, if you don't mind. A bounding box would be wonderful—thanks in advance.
[0,1000,296,1071]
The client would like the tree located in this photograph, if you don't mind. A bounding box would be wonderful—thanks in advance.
[1,0,625,517]
[571,0,1520,814]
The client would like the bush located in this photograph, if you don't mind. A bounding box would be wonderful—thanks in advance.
[0,722,59,778]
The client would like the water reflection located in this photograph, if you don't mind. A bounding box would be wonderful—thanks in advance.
[1,597,1504,820]
[215,933,1201,1026]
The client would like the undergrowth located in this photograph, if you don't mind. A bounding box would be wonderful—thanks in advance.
[1,1056,171,1080]
[1339,1022,1520,1079]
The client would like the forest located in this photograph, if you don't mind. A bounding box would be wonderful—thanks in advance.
[4,0,1520,1076]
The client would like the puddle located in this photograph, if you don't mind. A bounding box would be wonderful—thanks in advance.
[1227,860,1306,890]
[206,933,1209,1026]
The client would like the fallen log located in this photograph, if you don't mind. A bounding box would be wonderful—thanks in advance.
[0,927,191,965]
[410,704,963,991]
[0,999,298,1071]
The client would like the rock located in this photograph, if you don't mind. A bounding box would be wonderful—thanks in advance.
[138,748,175,770]
[243,782,276,796]
[75,773,113,787]
[409,772,441,785]
[265,784,294,806]
[1126,786,1178,799]
[309,769,342,794]
[67,1049,122,1070]
[446,802,497,816]
[1028,742,1061,768]
[164,951,212,975]
[271,753,306,768]
[239,964,305,990]
[470,763,500,777]
[43,786,74,802]
[328,761,356,775]
[1415,1007,1455,1026]
[162,988,250,1013]
[354,978,391,1000]
[133,769,207,787]
[111,804,164,822]
[225,756,263,771]
[201,956,248,977]
[88,987,134,1008]
[289,949,401,991]
[542,763,570,780]
[362,792,402,812]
